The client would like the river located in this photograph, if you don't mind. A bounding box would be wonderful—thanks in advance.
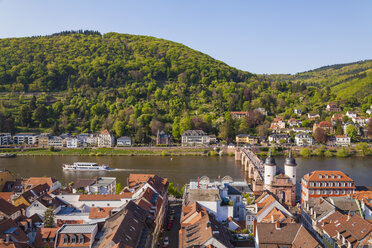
[0,156,371,188]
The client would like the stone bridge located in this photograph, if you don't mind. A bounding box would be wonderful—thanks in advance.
[235,148,264,192]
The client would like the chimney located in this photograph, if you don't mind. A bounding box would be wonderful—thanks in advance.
[271,215,274,223]
[347,211,351,221]
[253,219,257,236]
[197,177,200,189]
[275,221,281,230]
[310,208,313,215]
[5,234,9,242]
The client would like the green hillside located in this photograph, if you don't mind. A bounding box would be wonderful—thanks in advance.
[0,31,370,142]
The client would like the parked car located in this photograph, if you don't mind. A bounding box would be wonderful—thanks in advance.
[163,237,169,247]
[167,220,173,230]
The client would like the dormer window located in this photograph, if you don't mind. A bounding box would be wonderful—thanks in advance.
[63,235,68,244]
[318,175,322,179]
[70,234,76,244]
[79,234,84,244]
[325,175,328,179]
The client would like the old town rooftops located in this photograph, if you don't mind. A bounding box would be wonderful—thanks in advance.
[78,195,122,201]
[303,170,354,182]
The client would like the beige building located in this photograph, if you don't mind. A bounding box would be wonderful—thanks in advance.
[98,129,115,148]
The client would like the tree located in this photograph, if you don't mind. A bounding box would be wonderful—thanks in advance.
[179,115,191,135]
[113,120,125,137]
[150,119,164,135]
[172,117,181,140]
[335,120,343,135]
[19,105,32,127]
[300,148,311,157]
[43,208,55,228]
[33,105,48,127]
[355,142,371,156]
[116,183,124,194]
[238,117,249,134]
[346,125,357,141]
[314,128,327,144]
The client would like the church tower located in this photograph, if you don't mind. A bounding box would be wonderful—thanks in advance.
[284,150,297,185]
[264,149,276,186]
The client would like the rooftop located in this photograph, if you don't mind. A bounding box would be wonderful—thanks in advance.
[187,188,221,202]
[59,224,97,234]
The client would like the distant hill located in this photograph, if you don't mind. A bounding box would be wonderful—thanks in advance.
[269,60,372,99]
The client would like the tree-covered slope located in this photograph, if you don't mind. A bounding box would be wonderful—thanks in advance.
[0,31,370,142]
[271,60,372,99]
[0,31,251,92]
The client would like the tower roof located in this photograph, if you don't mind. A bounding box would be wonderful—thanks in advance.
[264,149,276,166]
[285,150,297,166]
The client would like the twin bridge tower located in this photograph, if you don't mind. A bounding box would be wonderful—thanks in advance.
[235,148,297,206]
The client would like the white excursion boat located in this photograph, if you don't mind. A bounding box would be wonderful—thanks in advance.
[62,162,109,171]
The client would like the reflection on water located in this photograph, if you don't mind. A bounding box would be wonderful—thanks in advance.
[0,155,371,188]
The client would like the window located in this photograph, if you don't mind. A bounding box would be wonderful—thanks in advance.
[70,235,76,244]
[63,235,68,244]
[107,203,110,206]
[328,190,333,194]
[79,235,84,244]
[323,190,327,194]
[329,182,333,187]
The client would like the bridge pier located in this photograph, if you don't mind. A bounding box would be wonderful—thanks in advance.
[235,148,242,161]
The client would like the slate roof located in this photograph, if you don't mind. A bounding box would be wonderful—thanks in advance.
[0,197,19,216]
[182,130,207,136]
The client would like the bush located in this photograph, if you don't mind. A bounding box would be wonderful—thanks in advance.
[161,151,169,156]
[324,150,334,157]
[48,146,55,152]
[300,148,311,157]
[96,152,103,156]
[313,148,324,157]
[89,152,95,156]
[355,142,371,156]
[228,152,235,156]
[209,151,218,156]
[336,148,350,157]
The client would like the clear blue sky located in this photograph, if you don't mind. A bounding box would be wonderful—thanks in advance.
[0,0,371,74]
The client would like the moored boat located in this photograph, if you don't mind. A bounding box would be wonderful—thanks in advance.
[0,153,16,158]
[62,162,109,171]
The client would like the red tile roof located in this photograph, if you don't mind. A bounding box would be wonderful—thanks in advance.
[303,170,354,183]
[89,207,114,219]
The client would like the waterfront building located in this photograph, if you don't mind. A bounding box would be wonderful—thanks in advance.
[38,133,51,148]
[156,130,171,145]
[116,136,132,146]
[268,134,290,144]
[301,170,356,203]
[263,151,297,206]
[181,129,210,146]
[0,133,12,145]
[255,222,321,248]
[97,129,115,148]
[48,136,64,148]
[295,133,314,146]
[335,134,351,146]
[66,137,79,148]
[13,133,38,145]
[179,202,233,248]
[55,224,98,248]
[236,134,258,145]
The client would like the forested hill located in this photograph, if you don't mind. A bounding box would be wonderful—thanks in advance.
[269,60,372,99]
[0,31,370,142]
[0,31,252,92]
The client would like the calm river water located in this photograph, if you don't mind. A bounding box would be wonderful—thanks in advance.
[0,156,371,188]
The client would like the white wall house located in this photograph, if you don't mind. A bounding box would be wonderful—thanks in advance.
[335,135,351,146]
[66,138,79,148]
[13,133,38,145]
[0,133,12,145]
[182,130,210,146]
[295,133,314,146]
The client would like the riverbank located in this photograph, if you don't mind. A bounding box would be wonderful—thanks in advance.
[0,147,216,156]
[254,146,371,158]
